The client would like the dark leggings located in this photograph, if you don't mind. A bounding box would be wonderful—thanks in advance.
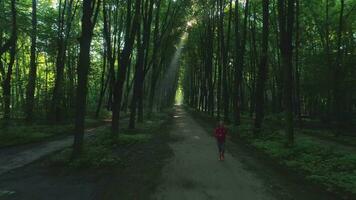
[217,141,225,153]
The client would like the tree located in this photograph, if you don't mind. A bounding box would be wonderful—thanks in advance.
[278,0,295,145]
[50,0,79,121]
[72,0,101,157]
[333,0,345,135]
[129,0,154,129]
[233,0,249,125]
[25,0,37,122]
[254,0,269,134]
[111,0,141,135]
[0,0,17,123]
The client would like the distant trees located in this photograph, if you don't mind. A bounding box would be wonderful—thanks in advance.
[51,0,79,121]
[0,0,354,154]
[183,0,356,143]
[0,0,192,157]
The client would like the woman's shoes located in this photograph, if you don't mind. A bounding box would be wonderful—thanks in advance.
[218,154,225,161]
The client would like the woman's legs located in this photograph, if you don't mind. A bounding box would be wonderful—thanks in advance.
[220,143,225,160]
[217,141,225,160]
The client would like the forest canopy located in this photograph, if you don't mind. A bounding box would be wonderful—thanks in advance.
[0,0,355,154]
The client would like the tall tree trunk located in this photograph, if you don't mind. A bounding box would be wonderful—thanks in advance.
[129,23,144,129]
[333,0,345,135]
[51,0,78,121]
[220,0,229,122]
[207,12,214,115]
[233,0,249,125]
[278,0,295,145]
[112,0,141,135]
[1,0,17,123]
[135,0,154,124]
[73,0,101,157]
[95,37,107,118]
[254,0,269,134]
[25,0,37,122]
[295,0,301,123]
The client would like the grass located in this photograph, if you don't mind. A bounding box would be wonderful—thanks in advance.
[235,121,356,197]
[48,110,172,170]
[0,118,104,148]
[246,132,356,195]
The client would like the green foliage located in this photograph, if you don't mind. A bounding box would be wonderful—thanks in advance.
[242,130,356,194]
[49,132,152,169]
[0,124,71,147]
[117,134,152,145]
[49,144,122,169]
[49,111,170,169]
[0,118,103,147]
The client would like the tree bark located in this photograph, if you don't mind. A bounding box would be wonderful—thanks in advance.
[112,0,141,135]
[25,0,37,122]
[1,0,17,122]
[333,0,345,135]
[254,0,269,134]
[51,0,78,121]
[72,0,101,157]
[278,0,295,145]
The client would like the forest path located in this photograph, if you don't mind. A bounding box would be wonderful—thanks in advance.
[0,126,107,176]
[152,107,276,200]
[152,107,338,200]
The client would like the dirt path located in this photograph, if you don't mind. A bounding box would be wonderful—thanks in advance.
[152,107,277,200]
[0,126,106,176]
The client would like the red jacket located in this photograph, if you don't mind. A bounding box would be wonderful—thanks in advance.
[214,126,227,143]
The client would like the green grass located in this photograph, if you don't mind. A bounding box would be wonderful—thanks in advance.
[231,121,356,195]
[49,131,153,169]
[0,118,104,148]
[48,111,171,169]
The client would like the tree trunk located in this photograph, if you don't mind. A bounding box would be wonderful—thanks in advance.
[112,0,141,135]
[278,0,295,145]
[220,0,229,122]
[254,0,269,134]
[1,0,17,123]
[50,0,78,121]
[295,0,301,123]
[73,0,101,157]
[25,0,37,122]
[129,24,144,129]
[333,0,345,135]
[233,0,249,125]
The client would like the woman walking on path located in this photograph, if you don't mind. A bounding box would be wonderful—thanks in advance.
[214,121,227,161]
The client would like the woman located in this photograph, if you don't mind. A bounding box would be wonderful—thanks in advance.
[214,121,227,161]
